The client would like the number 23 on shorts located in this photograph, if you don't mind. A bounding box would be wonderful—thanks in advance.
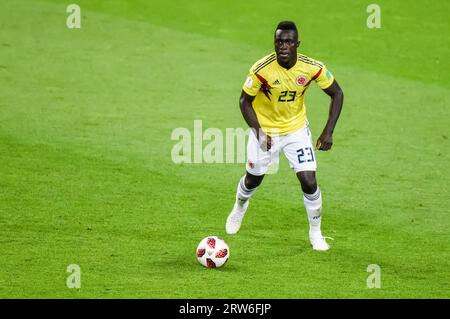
[296,147,315,163]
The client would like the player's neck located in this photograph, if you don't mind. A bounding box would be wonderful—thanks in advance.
[277,57,297,70]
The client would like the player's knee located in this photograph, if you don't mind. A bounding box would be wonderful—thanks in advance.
[245,172,264,189]
[297,171,317,194]
[301,179,317,194]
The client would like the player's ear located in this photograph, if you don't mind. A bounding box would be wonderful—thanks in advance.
[297,40,300,48]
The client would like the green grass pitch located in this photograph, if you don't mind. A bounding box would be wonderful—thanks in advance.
[0,0,449,298]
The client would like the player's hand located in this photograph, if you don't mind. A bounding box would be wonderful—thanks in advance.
[258,133,273,151]
[316,132,333,151]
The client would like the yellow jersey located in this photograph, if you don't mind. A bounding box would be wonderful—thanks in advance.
[242,52,334,136]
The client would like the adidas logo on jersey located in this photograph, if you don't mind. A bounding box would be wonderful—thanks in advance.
[272,79,281,85]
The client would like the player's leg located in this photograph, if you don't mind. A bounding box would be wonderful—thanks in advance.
[283,126,330,251]
[226,173,266,235]
[296,171,328,250]
[235,172,264,208]
[226,130,274,234]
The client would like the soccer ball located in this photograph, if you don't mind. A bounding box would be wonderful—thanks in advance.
[196,236,230,268]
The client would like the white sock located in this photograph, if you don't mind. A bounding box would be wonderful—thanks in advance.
[235,175,258,208]
[303,187,322,237]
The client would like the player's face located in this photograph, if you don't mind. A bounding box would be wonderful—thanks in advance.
[274,30,299,67]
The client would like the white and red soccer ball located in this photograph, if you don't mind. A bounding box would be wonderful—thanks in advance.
[196,236,229,268]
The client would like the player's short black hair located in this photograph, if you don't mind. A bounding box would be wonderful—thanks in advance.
[275,21,298,38]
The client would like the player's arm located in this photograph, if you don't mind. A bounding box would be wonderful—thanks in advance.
[239,90,272,150]
[316,80,344,151]
[239,90,259,130]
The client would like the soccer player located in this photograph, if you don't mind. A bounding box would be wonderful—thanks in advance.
[225,21,344,251]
